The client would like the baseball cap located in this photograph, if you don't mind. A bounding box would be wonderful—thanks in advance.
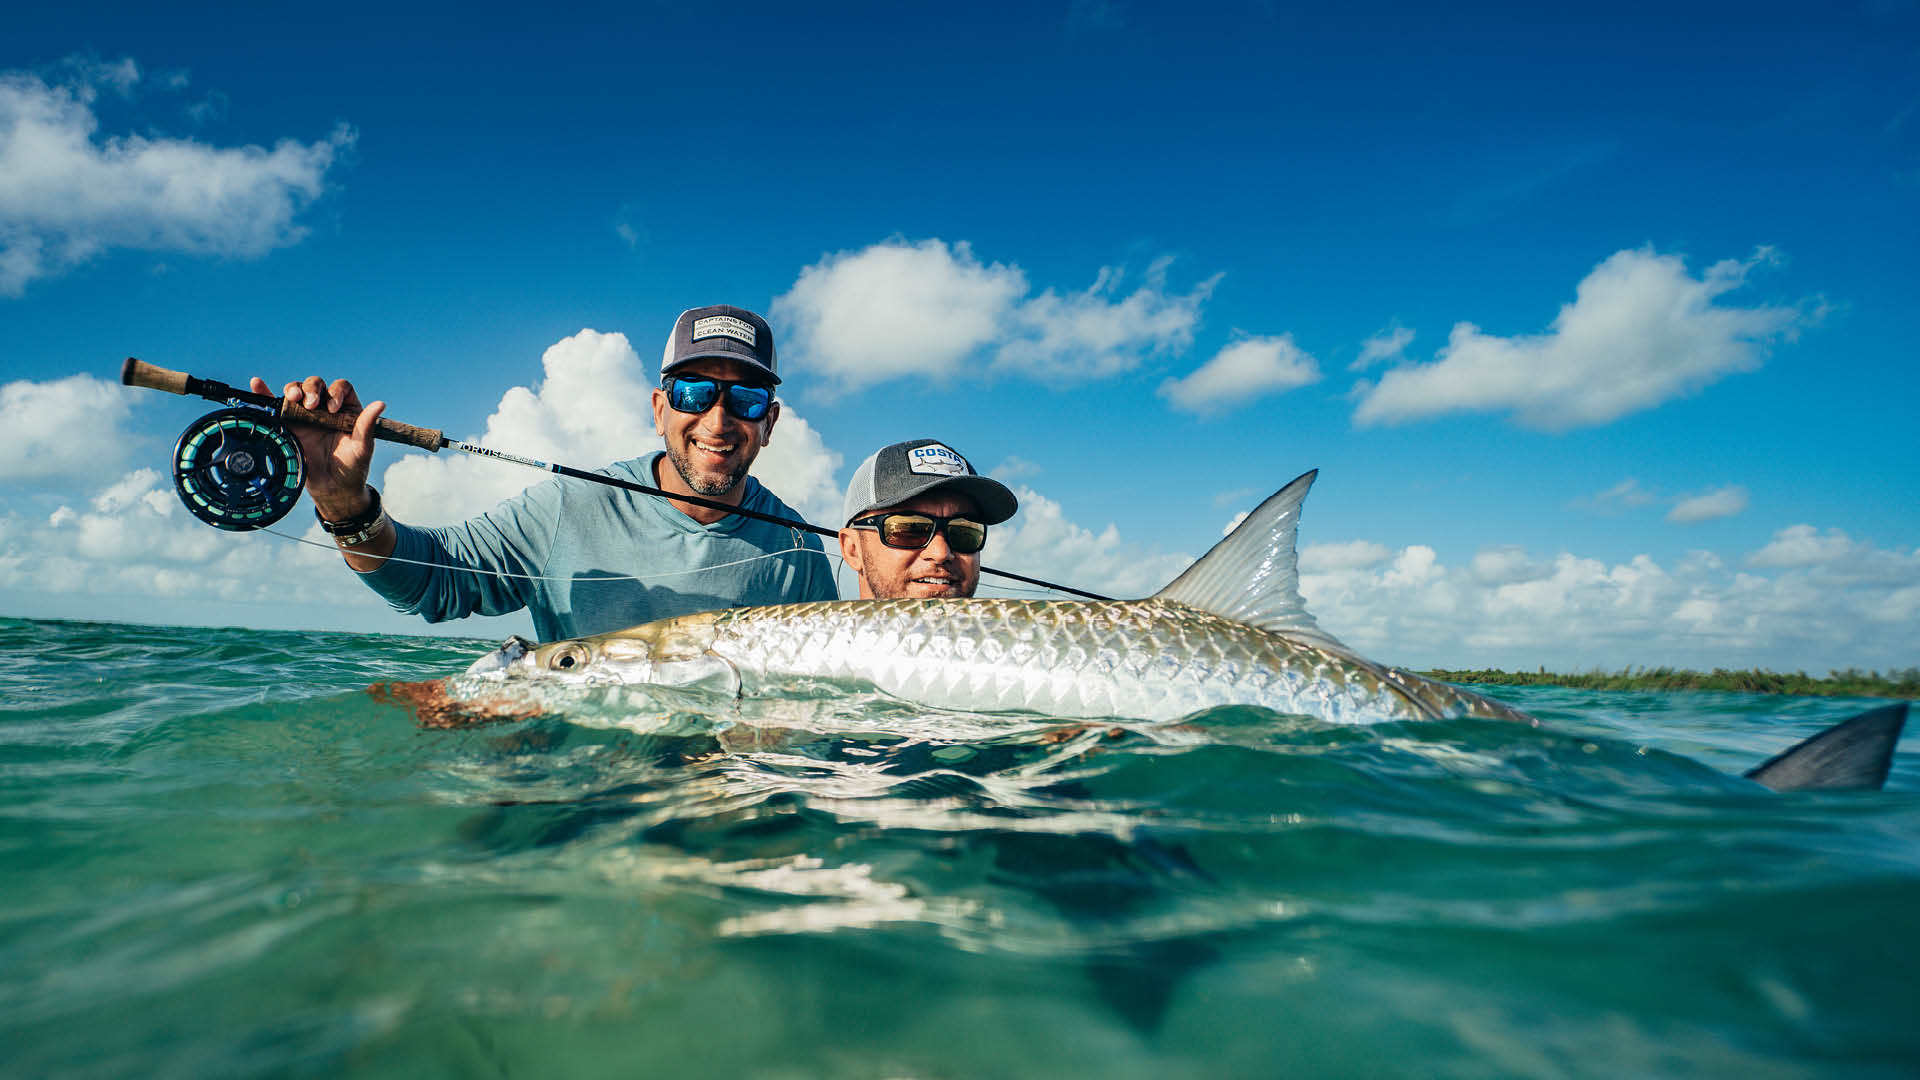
[661,304,779,385]
[842,439,1019,527]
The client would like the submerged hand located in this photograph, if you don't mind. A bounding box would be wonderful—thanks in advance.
[248,375,387,521]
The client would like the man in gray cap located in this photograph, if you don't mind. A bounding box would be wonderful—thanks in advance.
[838,439,1019,600]
[253,304,837,641]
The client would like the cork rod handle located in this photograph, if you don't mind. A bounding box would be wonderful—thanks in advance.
[121,357,190,395]
[120,357,445,451]
[277,399,446,451]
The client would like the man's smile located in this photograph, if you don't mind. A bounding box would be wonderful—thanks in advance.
[904,571,966,596]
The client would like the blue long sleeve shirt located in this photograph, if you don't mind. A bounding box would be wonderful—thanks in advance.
[357,453,838,641]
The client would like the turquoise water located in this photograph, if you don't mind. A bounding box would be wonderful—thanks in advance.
[3,615,1917,1078]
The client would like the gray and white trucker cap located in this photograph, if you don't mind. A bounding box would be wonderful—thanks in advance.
[660,304,779,384]
[842,439,1019,527]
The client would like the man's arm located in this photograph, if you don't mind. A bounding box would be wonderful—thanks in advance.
[249,373,550,623]
[356,481,563,624]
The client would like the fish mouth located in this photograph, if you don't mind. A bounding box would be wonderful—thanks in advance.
[464,636,534,677]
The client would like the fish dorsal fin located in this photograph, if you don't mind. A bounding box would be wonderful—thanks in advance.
[1153,469,1350,651]
[1742,702,1907,792]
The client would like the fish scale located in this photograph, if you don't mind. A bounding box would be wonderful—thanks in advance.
[696,598,1442,723]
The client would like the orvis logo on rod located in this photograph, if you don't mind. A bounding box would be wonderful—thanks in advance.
[691,315,758,347]
[907,445,969,476]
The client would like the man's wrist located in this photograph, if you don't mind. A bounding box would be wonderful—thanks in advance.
[316,486,381,534]
[331,511,389,549]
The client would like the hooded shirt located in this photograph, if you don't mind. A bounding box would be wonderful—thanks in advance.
[359,452,835,641]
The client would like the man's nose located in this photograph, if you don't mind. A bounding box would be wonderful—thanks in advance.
[920,529,955,560]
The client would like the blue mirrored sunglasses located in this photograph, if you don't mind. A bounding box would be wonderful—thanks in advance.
[663,376,774,421]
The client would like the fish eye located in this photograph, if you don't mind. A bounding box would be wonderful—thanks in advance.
[546,643,592,672]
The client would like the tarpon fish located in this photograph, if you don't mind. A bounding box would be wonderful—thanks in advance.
[444,470,1905,791]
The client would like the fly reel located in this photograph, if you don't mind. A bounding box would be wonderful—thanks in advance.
[171,408,306,531]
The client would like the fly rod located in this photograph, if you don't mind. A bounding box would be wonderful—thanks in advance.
[121,358,1112,600]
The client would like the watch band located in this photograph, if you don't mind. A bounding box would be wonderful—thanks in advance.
[317,486,382,536]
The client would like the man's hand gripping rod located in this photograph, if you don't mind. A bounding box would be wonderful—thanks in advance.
[120,358,1112,601]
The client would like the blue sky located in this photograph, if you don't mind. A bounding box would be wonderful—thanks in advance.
[2,1,1916,673]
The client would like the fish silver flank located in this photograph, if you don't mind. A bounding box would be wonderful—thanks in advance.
[463,470,1532,726]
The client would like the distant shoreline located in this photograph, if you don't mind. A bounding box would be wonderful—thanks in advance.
[1425,667,1919,699]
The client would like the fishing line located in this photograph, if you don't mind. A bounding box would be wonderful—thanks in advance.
[257,526,1078,599]
[260,526,834,582]
[124,359,1110,600]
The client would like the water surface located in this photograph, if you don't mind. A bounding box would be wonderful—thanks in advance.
[3,616,1916,1078]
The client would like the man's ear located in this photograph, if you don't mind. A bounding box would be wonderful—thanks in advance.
[650,387,669,436]
[837,528,862,577]
[760,400,780,444]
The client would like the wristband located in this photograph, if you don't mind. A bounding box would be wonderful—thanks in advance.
[332,511,389,548]
[317,486,381,536]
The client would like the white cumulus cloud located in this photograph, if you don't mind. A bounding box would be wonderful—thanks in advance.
[979,487,1195,601]
[1301,539,1393,572]
[1158,333,1322,414]
[1351,324,1413,371]
[1469,545,1540,585]
[0,373,138,481]
[1300,529,1920,673]
[11,465,342,608]
[1747,525,1919,586]
[0,56,354,295]
[1748,525,1856,569]
[1668,484,1748,523]
[1586,476,1658,510]
[772,238,1219,392]
[1351,247,1807,431]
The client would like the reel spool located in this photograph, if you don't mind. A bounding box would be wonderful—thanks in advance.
[171,408,306,531]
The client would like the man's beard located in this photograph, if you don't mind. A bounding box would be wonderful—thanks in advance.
[665,443,750,497]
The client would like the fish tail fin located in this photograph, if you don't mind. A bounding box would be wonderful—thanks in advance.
[1152,469,1351,652]
[1742,702,1908,792]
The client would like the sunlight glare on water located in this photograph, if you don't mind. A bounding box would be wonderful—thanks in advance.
[2,616,1917,1078]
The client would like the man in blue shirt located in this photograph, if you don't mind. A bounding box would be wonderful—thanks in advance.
[253,305,836,641]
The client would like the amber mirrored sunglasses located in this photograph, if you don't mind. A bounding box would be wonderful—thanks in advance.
[848,512,988,554]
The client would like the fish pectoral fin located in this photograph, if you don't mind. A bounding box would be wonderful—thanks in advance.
[650,653,743,699]
[1743,702,1908,792]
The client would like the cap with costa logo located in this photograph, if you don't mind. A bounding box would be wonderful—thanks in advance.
[661,304,779,385]
[842,439,1019,527]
